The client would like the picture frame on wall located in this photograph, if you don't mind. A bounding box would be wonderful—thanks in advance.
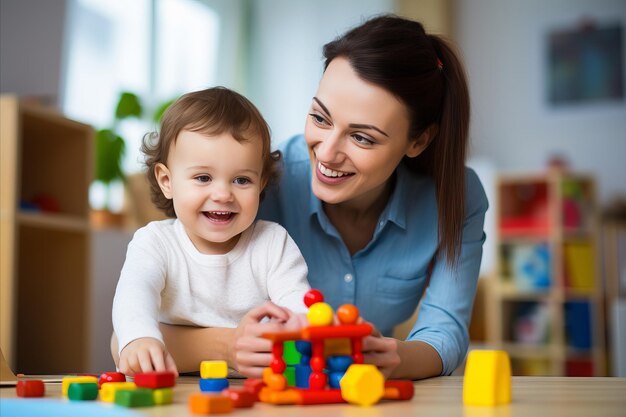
[546,19,624,106]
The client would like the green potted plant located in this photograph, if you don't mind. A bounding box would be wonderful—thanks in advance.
[91,92,142,227]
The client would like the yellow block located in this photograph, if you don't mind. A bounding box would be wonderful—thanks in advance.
[153,387,173,405]
[61,376,98,396]
[340,364,384,406]
[200,360,228,379]
[100,381,137,403]
[463,350,512,406]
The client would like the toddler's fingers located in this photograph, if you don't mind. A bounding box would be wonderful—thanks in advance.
[118,355,131,376]
[137,349,155,374]
[165,353,178,377]
[237,365,266,379]
[149,346,166,372]
[242,302,289,324]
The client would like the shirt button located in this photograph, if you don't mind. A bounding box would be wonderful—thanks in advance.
[379,221,384,227]
[344,273,353,283]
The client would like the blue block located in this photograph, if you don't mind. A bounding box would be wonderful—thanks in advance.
[295,364,311,388]
[295,341,312,356]
[326,355,353,372]
[300,354,310,365]
[328,371,345,389]
[199,378,229,392]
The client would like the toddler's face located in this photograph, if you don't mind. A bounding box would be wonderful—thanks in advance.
[157,130,263,254]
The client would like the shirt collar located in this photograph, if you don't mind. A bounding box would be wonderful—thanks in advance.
[308,163,410,231]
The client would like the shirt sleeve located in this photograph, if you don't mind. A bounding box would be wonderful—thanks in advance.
[112,226,168,353]
[264,223,311,314]
[407,168,489,375]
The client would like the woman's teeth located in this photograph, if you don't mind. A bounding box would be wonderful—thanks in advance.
[318,162,350,177]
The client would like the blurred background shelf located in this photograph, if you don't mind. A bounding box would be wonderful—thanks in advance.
[0,95,93,373]
[486,169,606,376]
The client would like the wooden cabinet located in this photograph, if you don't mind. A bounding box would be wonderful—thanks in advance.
[0,95,93,373]
[486,169,606,376]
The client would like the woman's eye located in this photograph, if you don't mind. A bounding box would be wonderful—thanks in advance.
[352,134,374,146]
[309,113,327,125]
[234,177,251,185]
[196,175,211,183]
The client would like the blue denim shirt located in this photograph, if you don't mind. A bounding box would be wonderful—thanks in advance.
[257,135,488,375]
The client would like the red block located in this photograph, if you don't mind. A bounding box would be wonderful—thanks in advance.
[16,380,45,397]
[298,388,345,405]
[243,378,265,401]
[98,372,126,388]
[134,371,176,388]
[222,388,256,408]
[384,380,414,400]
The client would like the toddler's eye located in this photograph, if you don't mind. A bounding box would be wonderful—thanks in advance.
[196,175,211,183]
[234,177,251,185]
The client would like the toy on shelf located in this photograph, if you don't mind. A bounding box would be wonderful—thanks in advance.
[252,289,414,406]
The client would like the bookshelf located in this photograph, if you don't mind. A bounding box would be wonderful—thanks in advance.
[486,169,606,376]
[0,95,93,373]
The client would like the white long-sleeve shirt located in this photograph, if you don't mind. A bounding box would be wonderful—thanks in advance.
[112,219,310,353]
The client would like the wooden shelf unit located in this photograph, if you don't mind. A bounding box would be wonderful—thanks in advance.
[486,170,606,376]
[0,95,93,373]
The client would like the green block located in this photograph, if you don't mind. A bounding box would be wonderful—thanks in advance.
[285,366,296,387]
[283,341,301,365]
[68,382,98,401]
[153,387,173,405]
[115,388,154,408]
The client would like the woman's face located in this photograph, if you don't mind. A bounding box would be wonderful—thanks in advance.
[305,57,424,207]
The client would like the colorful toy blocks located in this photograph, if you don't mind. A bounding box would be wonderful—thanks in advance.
[340,364,384,406]
[152,387,174,405]
[115,388,155,408]
[201,360,228,379]
[189,393,233,414]
[62,376,98,396]
[134,371,176,389]
[98,371,125,388]
[463,350,512,406]
[222,388,255,408]
[100,381,137,403]
[257,289,414,407]
[16,380,44,397]
[200,377,229,392]
[68,382,98,401]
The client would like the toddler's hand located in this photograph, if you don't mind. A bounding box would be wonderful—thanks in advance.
[231,302,298,378]
[118,337,178,377]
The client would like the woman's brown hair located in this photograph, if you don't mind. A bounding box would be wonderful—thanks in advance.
[323,14,470,266]
[142,87,280,218]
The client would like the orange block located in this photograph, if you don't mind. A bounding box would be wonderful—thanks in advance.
[188,393,233,414]
[258,387,301,405]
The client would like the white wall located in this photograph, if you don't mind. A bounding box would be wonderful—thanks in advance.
[457,0,626,204]
[0,0,68,102]
[245,0,394,144]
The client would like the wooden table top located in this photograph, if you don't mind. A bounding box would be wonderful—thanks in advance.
[1,376,625,417]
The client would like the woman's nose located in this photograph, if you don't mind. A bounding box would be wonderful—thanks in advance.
[315,130,343,163]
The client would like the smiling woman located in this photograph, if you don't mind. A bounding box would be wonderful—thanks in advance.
[254,14,488,380]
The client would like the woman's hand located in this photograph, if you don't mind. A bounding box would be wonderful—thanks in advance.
[230,302,305,378]
[118,337,178,377]
[362,325,401,378]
